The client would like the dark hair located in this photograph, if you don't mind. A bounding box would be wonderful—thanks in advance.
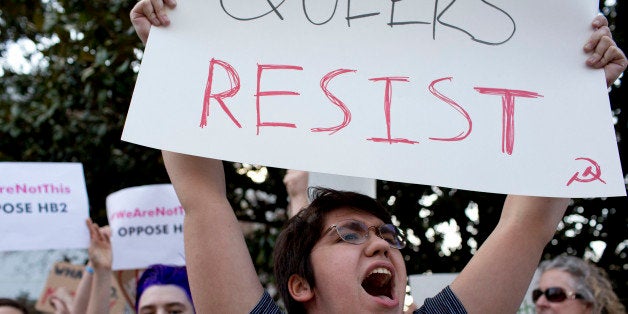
[136,264,193,311]
[273,187,393,313]
[0,298,28,314]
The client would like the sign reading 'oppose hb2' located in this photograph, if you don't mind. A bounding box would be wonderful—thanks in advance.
[123,0,625,197]
[0,162,89,251]
[107,184,185,270]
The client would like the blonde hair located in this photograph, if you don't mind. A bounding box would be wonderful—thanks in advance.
[539,255,626,314]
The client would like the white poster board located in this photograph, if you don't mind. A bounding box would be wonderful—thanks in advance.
[409,273,537,313]
[309,172,376,198]
[106,184,185,270]
[123,0,625,197]
[0,162,89,251]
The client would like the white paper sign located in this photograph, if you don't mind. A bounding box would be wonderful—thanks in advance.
[309,172,376,198]
[106,184,185,270]
[409,273,537,313]
[123,0,625,197]
[0,162,89,251]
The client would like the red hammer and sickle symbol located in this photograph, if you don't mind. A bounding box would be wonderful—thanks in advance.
[566,157,606,186]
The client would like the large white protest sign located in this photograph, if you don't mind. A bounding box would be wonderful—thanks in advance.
[409,273,538,313]
[123,0,625,197]
[0,162,89,251]
[106,184,185,270]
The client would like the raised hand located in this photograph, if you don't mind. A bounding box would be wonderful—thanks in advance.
[584,15,627,87]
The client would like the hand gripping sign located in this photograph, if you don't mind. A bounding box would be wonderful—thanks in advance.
[106,184,185,270]
[123,0,625,197]
[0,162,89,252]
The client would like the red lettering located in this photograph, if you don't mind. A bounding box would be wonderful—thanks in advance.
[256,64,303,135]
[311,69,356,134]
[200,58,242,128]
[428,77,472,141]
[39,287,56,306]
[474,87,543,155]
[367,76,419,144]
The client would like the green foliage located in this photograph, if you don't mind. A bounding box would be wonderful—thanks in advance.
[1,0,626,307]
[0,0,169,224]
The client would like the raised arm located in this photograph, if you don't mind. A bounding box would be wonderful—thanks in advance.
[162,151,264,313]
[71,260,93,314]
[450,15,626,314]
[84,220,112,314]
[451,196,570,313]
[283,169,309,218]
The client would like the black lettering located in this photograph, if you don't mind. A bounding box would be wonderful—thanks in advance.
[435,0,515,45]
[303,0,339,25]
[220,0,287,21]
[116,225,170,237]
[1,203,32,214]
[173,224,183,233]
[388,0,430,27]
[346,0,380,27]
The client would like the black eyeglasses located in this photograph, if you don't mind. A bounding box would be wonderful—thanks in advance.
[325,219,406,249]
[532,287,584,303]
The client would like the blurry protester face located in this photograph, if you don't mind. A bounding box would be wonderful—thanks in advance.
[534,269,592,314]
[304,207,407,313]
[137,284,195,314]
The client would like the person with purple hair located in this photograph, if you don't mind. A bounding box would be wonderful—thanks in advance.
[136,264,195,314]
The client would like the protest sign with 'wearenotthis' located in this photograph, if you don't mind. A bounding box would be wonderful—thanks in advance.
[0,162,89,251]
[123,0,625,197]
[107,184,185,270]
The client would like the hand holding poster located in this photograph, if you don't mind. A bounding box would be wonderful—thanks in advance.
[123,0,625,197]
[106,184,185,270]
[0,162,89,251]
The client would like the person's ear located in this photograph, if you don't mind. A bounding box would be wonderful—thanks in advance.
[288,274,314,302]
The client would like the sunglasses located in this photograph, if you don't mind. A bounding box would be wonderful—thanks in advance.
[532,287,584,303]
[325,219,406,249]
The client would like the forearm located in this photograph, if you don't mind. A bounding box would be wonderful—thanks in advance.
[287,193,309,218]
[162,151,226,206]
[452,196,569,314]
[85,267,112,314]
[163,151,264,312]
[71,265,94,314]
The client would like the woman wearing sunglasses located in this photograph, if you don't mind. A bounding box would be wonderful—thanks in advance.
[534,255,625,314]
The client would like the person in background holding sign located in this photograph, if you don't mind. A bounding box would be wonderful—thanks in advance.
[131,1,627,313]
[533,255,626,314]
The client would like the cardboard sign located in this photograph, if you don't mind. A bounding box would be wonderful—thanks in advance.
[123,0,625,197]
[0,162,89,251]
[107,184,185,270]
[409,273,537,313]
[35,262,128,313]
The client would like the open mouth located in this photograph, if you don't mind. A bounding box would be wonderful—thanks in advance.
[361,267,394,299]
